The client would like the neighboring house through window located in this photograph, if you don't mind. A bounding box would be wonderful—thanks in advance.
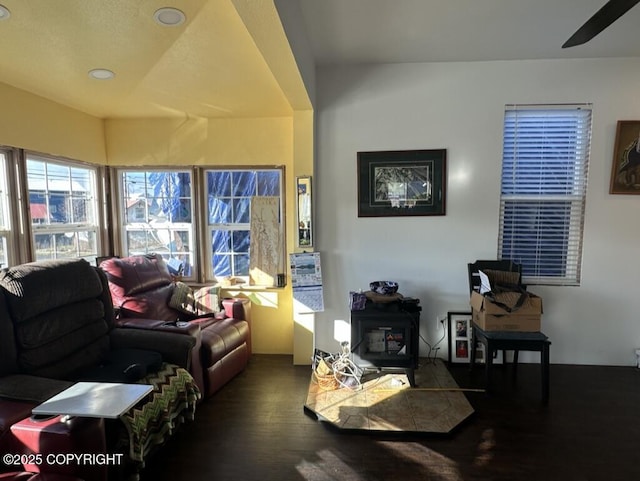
[26,154,101,262]
[119,170,194,276]
[3,155,284,282]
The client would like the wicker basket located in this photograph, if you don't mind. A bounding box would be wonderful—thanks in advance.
[312,359,340,391]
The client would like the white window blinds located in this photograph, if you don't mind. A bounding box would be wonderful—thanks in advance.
[498,105,592,286]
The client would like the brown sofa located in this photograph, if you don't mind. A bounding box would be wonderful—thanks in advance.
[0,259,199,481]
[99,254,251,399]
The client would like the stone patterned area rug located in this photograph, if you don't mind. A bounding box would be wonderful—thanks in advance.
[304,358,475,434]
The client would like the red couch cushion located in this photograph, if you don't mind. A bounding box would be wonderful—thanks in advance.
[101,256,182,321]
[201,319,249,367]
[101,255,173,298]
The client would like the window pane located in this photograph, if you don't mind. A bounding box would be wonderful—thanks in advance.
[120,170,194,276]
[27,156,100,262]
[0,188,5,229]
[30,192,47,223]
[206,168,283,280]
[147,171,192,223]
[233,198,251,223]
[232,230,250,253]
[33,231,97,261]
[126,230,151,254]
[148,200,164,219]
[0,152,12,267]
[60,234,74,258]
[232,171,256,196]
[71,196,90,223]
[124,172,145,197]
[175,199,191,222]
[125,199,147,223]
[0,237,7,268]
[49,193,69,223]
[212,229,231,252]
[501,201,571,277]
[257,171,280,196]
[34,233,54,260]
[212,253,231,277]
[208,171,232,197]
[127,227,168,252]
[234,254,250,276]
[208,197,232,224]
[169,230,191,255]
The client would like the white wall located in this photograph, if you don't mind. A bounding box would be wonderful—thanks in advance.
[314,57,640,366]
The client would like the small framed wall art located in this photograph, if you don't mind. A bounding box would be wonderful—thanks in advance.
[357,149,446,217]
[296,176,313,247]
[610,120,640,194]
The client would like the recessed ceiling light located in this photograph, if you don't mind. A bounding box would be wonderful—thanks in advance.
[0,5,11,20]
[153,7,185,26]
[88,68,115,80]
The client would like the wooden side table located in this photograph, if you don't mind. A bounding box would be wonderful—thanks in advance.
[470,324,551,404]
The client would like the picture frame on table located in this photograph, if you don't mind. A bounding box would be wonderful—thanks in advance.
[447,311,502,365]
[357,149,446,217]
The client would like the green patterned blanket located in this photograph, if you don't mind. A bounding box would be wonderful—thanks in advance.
[118,362,201,465]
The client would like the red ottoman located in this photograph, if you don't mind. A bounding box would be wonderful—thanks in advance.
[10,415,106,481]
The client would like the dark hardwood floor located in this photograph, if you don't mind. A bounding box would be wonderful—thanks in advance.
[140,354,640,481]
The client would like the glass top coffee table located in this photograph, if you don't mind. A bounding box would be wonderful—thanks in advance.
[32,382,153,419]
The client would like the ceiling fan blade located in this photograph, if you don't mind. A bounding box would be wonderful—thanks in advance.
[562,0,640,48]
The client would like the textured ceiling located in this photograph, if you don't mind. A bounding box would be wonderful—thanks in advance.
[0,1,638,120]
[0,0,296,119]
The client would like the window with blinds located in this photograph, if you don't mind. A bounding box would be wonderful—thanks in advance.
[498,104,592,286]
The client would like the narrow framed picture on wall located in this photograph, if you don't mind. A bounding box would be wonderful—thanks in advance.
[610,120,640,194]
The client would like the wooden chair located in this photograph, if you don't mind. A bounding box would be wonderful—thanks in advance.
[467,259,550,403]
[467,259,522,294]
[468,259,522,364]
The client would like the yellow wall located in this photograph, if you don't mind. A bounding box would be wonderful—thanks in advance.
[0,82,106,164]
[105,116,296,355]
[223,287,293,355]
[104,117,292,166]
[0,82,310,358]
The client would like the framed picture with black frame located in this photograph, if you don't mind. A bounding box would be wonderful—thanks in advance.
[447,311,502,365]
[357,149,446,217]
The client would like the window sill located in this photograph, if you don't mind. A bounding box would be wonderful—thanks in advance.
[220,284,287,291]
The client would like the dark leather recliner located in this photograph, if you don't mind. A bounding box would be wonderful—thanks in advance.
[99,254,251,399]
[0,258,199,481]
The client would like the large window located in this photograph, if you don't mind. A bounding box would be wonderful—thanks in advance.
[498,105,592,285]
[119,170,194,276]
[26,155,101,262]
[206,168,282,280]
[116,167,283,284]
